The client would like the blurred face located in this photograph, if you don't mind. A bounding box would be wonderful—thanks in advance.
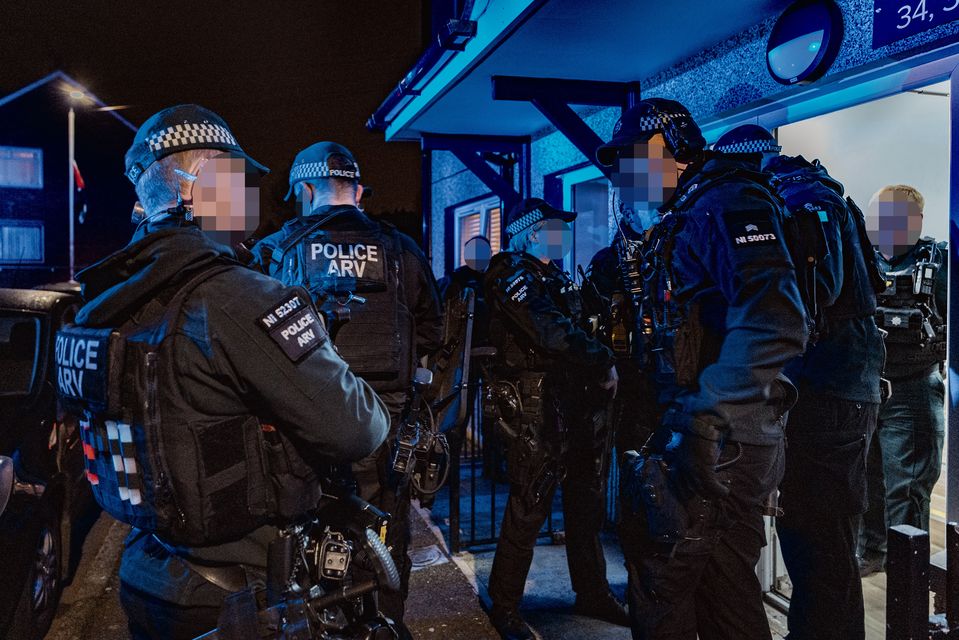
[610,134,685,232]
[531,218,573,262]
[189,153,261,247]
[463,236,492,271]
[866,188,924,258]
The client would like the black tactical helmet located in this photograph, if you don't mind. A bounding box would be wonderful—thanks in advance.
[596,98,706,166]
[713,124,782,155]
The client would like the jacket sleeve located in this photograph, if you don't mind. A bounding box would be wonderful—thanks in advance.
[401,237,443,360]
[487,260,614,370]
[206,269,389,465]
[676,190,808,431]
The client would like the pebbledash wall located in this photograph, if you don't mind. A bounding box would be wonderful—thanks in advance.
[428,0,959,278]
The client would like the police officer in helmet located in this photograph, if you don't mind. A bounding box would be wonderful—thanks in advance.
[716,124,886,639]
[606,100,806,639]
[483,198,624,640]
[65,105,389,640]
[860,183,947,576]
[253,141,443,637]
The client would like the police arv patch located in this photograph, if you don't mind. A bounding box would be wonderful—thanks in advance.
[304,241,386,283]
[258,292,327,362]
[724,210,779,248]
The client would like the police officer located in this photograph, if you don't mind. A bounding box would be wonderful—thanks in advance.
[253,141,442,637]
[483,198,624,640]
[68,105,389,640]
[437,236,494,472]
[715,124,886,639]
[585,208,658,463]
[604,101,807,639]
[438,235,492,347]
[860,184,947,576]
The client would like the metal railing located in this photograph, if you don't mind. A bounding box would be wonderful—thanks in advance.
[440,382,619,553]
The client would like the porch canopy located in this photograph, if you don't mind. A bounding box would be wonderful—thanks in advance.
[370,0,793,144]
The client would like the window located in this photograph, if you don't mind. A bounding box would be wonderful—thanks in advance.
[453,195,502,267]
[0,220,44,263]
[570,178,611,274]
[0,315,41,396]
[0,147,43,189]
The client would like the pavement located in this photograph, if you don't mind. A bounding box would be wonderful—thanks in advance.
[44,502,789,640]
[45,510,129,640]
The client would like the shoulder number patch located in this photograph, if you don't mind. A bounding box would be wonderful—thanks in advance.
[505,273,531,304]
[724,210,779,248]
[258,292,327,362]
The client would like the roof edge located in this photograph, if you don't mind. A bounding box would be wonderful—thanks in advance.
[0,70,137,132]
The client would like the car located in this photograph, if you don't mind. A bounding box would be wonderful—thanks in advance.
[0,286,94,640]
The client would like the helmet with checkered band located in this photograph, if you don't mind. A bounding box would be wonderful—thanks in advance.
[713,124,782,155]
[285,141,361,201]
[596,98,707,166]
[124,104,268,184]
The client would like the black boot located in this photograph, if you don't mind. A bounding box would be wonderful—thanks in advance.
[490,606,534,640]
[573,590,629,627]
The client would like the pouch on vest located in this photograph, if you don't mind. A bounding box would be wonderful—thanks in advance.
[57,264,321,545]
[291,226,414,391]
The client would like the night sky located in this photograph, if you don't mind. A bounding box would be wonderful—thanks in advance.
[1,0,428,233]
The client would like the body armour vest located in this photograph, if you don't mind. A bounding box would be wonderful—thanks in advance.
[276,216,414,393]
[771,166,878,326]
[876,239,946,374]
[55,264,322,546]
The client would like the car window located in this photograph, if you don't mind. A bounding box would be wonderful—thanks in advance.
[0,314,40,396]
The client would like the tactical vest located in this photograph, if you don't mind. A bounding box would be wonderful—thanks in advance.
[276,217,414,393]
[487,254,586,373]
[56,265,322,546]
[875,240,946,371]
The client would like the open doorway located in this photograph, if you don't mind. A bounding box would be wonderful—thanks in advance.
[765,78,951,637]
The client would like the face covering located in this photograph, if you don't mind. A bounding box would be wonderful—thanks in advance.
[610,185,660,235]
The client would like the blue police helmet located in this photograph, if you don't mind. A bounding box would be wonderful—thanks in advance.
[713,124,782,155]
[596,98,706,166]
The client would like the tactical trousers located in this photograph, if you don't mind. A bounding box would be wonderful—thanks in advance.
[119,531,237,640]
[777,393,878,640]
[352,395,412,627]
[621,439,783,640]
[121,582,224,640]
[487,397,614,610]
[860,365,945,557]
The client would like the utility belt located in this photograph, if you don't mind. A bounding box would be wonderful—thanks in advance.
[151,533,265,593]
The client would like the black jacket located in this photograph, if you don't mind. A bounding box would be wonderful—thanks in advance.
[484,251,614,375]
[651,155,808,444]
[77,218,388,603]
[767,154,884,403]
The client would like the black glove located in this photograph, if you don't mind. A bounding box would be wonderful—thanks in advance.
[665,413,730,500]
